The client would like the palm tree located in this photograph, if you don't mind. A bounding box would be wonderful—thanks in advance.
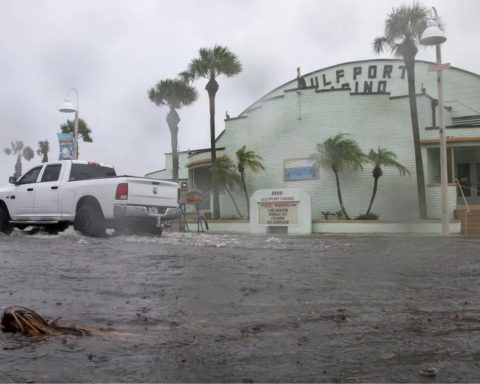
[373,3,434,219]
[148,78,198,182]
[236,146,265,219]
[365,147,411,215]
[212,155,243,218]
[4,141,35,178]
[37,140,49,163]
[311,134,364,220]
[181,45,242,219]
[60,118,93,157]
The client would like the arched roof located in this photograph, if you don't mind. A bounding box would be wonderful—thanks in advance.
[237,58,480,118]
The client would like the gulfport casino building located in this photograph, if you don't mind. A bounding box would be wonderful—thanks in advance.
[147,59,480,222]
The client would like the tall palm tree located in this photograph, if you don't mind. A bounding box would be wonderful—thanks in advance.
[311,134,364,220]
[60,118,93,158]
[37,140,49,163]
[181,45,242,219]
[4,141,35,178]
[365,147,411,215]
[148,78,198,182]
[373,3,433,219]
[212,155,243,218]
[236,146,265,219]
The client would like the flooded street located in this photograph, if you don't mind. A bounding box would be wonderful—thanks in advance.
[1,229,480,382]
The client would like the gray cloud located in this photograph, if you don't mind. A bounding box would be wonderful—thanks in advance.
[0,0,478,180]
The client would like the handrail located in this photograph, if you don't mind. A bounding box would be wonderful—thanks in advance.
[455,178,471,235]
[455,181,480,195]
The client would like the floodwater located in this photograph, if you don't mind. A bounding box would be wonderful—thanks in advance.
[0,228,480,382]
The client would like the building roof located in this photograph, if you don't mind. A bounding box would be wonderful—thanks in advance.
[236,58,480,119]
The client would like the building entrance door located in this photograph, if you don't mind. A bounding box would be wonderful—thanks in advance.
[457,163,480,205]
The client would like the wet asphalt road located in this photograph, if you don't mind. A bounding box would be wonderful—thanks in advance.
[0,228,480,383]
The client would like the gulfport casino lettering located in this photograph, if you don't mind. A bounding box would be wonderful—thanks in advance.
[307,64,407,94]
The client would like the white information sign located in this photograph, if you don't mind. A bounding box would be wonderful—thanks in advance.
[250,188,311,234]
[258,201,299,225]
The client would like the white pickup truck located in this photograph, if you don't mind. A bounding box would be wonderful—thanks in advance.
[0,160,180,237]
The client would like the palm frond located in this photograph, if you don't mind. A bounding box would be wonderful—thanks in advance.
[22,146,34,161]
[60,118,93,143]
[367,147,410,176]
[4,141,25,156]
[373,36,387,54]
[374,2,429,59]
[313,133,365,173]
[212,155,242,190]
[178,70,193,83]
[37,140,49,155]
[183,45,242,82]
[1,306,93,337]
[148,78,198,110]
[236,145,265,174]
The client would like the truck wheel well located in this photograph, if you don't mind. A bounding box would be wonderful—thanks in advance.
[76,196,104,218]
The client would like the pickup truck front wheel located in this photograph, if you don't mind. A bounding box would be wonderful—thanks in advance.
[0,205,13,235]
[74,206,106,237]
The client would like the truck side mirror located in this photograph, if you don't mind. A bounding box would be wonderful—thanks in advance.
[9,176,17,184]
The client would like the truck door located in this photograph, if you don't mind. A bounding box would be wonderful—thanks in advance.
[35,163,62,219]
[8,166,42,220]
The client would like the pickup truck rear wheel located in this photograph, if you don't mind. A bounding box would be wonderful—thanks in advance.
[74,206,106,237]
[0,205,13,235]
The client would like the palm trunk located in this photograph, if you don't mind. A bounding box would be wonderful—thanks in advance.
[226,186,243,219]
[333,168,350,219]
[366,176,380,215]
[170,130,179,183]
[206,79,220,219]
[166,108,180,183]
[240,171,249,219]
[405,56,427,219]
[42,153,48,163]
[15,154,22,178]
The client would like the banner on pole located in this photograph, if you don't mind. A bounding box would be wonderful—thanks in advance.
[57,132,74,160]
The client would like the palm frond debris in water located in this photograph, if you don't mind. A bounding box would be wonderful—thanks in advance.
[1,306,92,336]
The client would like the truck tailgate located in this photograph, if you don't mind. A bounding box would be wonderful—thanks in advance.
[125,177,178,207]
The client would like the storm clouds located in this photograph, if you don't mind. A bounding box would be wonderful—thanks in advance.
[1,0,479,180]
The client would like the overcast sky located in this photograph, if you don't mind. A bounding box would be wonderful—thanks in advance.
[1,0,479,181]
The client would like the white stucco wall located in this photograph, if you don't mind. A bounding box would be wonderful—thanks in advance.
[146,151,190,181]
[216,59,480,221]
[221,91,429,220]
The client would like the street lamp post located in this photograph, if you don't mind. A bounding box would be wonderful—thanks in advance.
[59,88,79,160]
[420,7,449,236]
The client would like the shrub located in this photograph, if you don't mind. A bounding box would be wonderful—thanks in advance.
[321,211,331,220]
[355,213,379,220]
[321,210,349,220]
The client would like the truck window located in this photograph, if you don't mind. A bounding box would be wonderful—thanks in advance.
[18,166,42,185]
[69,164,116,181]
[41,164,62,182]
